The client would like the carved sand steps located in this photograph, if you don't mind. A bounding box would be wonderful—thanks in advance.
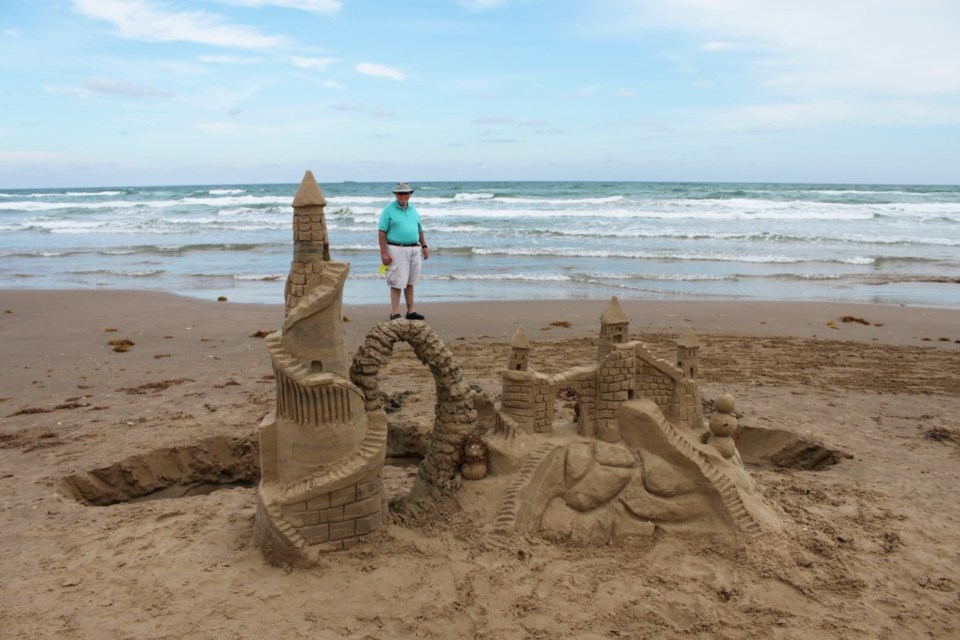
[493,441,565,536]
[276,413,387,503]
[636,405,763,536]
[283,262,349,330]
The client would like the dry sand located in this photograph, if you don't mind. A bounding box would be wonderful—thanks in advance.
[1,289,959,639]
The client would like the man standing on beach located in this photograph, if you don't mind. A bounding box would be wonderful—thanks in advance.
[378,182,429,320]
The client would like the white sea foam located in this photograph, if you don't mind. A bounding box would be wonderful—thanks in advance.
[68,269,165,277]
[430,273,572,282]
[0,190,122,198]
[582,272,740,282]
[494,195,627,205]
[3,181,958,307]
[453,192,495,201]
[470,246,876,265]
[233,274,284,281]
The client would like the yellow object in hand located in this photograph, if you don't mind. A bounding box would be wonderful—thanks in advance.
[377,263,388,274]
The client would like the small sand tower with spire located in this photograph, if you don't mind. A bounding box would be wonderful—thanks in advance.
[597,295,629,361]
[280,173,349,377]
[677,327,701,380]
[508,325,530,372]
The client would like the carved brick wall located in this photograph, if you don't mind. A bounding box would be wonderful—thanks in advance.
[277,467,383,551]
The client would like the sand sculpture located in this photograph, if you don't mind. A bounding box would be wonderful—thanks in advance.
[254,171,477,566]
[488,298,780,543]
[253,171,386,565]
[254,172,779,567]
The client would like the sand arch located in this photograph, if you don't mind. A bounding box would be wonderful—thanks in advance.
[349,319,478,497]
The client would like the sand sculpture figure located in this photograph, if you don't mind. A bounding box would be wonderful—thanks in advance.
[254,172,779,567]
[487,297,780,543]
[254,171,387,566]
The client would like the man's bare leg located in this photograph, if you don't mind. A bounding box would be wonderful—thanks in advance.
[404,285,415,313]
[390,287,402,316]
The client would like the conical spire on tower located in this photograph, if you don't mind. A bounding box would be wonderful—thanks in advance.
[291,169,330,262]
[509,325,530,371]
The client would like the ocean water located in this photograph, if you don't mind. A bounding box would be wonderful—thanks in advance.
[1,181,959,308]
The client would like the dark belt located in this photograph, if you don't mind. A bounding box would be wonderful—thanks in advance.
[388,242,420,247]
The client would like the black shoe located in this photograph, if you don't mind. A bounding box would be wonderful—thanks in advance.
[405,311,425,320]
[389,313,402,320]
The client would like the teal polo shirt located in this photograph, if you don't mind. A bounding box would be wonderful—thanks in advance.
[378,201,422,245]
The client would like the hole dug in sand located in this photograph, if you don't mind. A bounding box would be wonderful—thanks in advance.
[58,434,260,506]
[734,425,852,470]
[57,426,429,507]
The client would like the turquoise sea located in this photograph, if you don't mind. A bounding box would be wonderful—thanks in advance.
[1,180,958,308]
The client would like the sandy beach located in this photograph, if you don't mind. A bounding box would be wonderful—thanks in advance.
[2,289,959,639]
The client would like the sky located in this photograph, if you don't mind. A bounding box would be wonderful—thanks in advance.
[1,0,959,188]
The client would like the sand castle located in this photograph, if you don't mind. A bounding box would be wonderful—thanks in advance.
[486,300,779,543]
[254,172,779,567]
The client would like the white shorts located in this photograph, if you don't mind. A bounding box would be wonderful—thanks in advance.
[385,245,422,289]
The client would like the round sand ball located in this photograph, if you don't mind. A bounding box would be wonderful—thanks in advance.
[713,436,737,459]
[709,412,738,437]
[715,393,735,414]
[461,460,488,481]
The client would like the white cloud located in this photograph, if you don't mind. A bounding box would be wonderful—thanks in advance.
[355,62,406,81]
[42,78,173,99]
[560,85,599,99]
[609,0,960,97]
[738,101,853,130]
[637,116,674,132]
[329,101,364,111]
[195,121,243,133]
[198,54,261,64]
[85,77,175,98]
[0,150,66,162]
[459,0,509,11]
[72,0,285,49]
[732,97,960,129]
[290,56,337,70]
[217,0,341,13]
[472,116,514,124]
[43,84,90,98]
[179,84,263,111]
[701,41,742,51]
[322,79,346,90]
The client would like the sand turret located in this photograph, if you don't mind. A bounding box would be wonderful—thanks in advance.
[509,325,530,371]
[677,326,701,379]
[254,171,384,566]
[597,296,629,361]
